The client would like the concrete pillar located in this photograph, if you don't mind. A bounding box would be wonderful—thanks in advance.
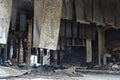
[27,20,32,66]
[98,28,104,65]
[86,39,92,63]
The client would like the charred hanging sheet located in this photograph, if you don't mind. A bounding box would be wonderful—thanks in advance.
[79,24,86,39]
[11,8,18,30]
[115,0,120,29]
[66,20,72,38]
[79,24,96,40]
[83,0,93,22]
[0,0,12,44]
[61,0,73,20]
[72,21,78,38]
[38,0,62,50]
[102,0,115,27]
[93,0,104,25]
[85,24,97,40]
[59,20,66,37]
[20,11,27,31]
[75,0,88,24]
[33,0,44,47]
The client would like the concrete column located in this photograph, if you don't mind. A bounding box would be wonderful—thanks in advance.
[98,28,103,65]
[86,39,92,63]
[27,20,32,66]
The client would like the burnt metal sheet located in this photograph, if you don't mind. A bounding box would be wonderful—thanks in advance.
[38,0,63,50]
[0,0,12,44]
[93,0,104,26]
[61,0,73,20]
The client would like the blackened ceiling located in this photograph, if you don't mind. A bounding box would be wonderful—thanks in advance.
[12,0,120,29]
[12,0,34,19]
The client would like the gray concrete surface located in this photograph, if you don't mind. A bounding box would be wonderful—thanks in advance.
[3,73,120,80]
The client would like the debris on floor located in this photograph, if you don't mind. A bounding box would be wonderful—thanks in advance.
[0,66,29,78]
[54,67,76,74]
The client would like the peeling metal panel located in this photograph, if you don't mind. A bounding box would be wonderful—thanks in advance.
[0,0,12,44]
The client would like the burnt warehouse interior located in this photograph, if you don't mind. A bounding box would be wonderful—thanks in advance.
[0,0,120,76]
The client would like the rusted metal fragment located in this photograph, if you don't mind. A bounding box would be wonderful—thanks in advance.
[93,0,105,26]
[0,0,12,44]
[61,0,73,20]
[39,0,62,50]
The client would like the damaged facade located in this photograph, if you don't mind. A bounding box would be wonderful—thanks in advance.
[0,0,120,78]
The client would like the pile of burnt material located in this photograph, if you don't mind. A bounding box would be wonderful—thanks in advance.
[29,65,83,78]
